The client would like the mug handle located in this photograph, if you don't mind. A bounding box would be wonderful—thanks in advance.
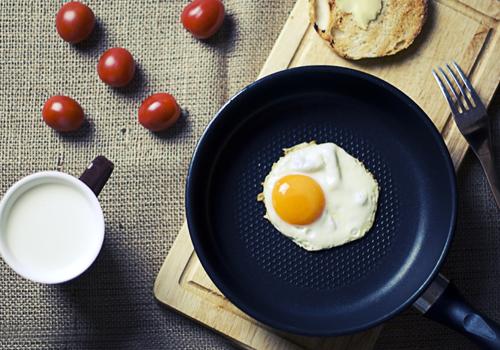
[79,156,114,197]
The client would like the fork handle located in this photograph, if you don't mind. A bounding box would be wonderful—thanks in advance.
[476,146,500,209]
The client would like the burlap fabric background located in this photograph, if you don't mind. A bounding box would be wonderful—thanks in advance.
[0,1,498,349]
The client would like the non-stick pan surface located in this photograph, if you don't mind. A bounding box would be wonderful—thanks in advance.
[186,66,457,336]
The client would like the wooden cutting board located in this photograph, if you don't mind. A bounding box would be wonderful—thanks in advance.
[154,1,500,349]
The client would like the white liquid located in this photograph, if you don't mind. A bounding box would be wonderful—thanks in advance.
[3,182,101,276]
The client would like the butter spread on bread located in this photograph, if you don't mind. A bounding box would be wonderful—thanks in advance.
[336,0,382,29]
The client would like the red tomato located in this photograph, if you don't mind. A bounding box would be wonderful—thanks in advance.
[138,93,181,132]
[97,48,136,87]
[56,2,95,43]
[181,0,225,39]
[42,96,84,132]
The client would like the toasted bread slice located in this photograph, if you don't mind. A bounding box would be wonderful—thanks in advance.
[310,0,428,60]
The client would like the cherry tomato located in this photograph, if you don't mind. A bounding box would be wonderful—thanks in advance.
[138,93,181,132]
[181,0,225,39]
[56,2,95,43]
[97,48,136,87]
[42,96,84,132]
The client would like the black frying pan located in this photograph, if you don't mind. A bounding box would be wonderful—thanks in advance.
[186,66,500,348]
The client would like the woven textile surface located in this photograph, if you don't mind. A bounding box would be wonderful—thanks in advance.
[0,1,498,349]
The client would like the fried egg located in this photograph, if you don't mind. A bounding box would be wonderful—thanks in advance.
[259,142,379,251]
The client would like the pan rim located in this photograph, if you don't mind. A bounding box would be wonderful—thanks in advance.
[186,65,457,336]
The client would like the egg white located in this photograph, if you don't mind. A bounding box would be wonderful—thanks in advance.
[261,142,379,251]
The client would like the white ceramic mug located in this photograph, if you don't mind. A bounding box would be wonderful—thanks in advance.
[0,156,113,284]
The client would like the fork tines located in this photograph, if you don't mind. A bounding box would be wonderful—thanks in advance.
[432,61,484,115]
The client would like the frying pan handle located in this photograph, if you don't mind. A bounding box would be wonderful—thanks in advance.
[418,275,500,349]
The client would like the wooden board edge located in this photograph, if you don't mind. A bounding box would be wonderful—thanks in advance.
[456,0,500,21]
[154,222,191,300]
[258,0,310,79]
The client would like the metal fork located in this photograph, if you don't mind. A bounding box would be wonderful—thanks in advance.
[433,62,500,209]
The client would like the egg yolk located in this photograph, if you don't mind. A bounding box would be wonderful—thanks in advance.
[272,174,325,225]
